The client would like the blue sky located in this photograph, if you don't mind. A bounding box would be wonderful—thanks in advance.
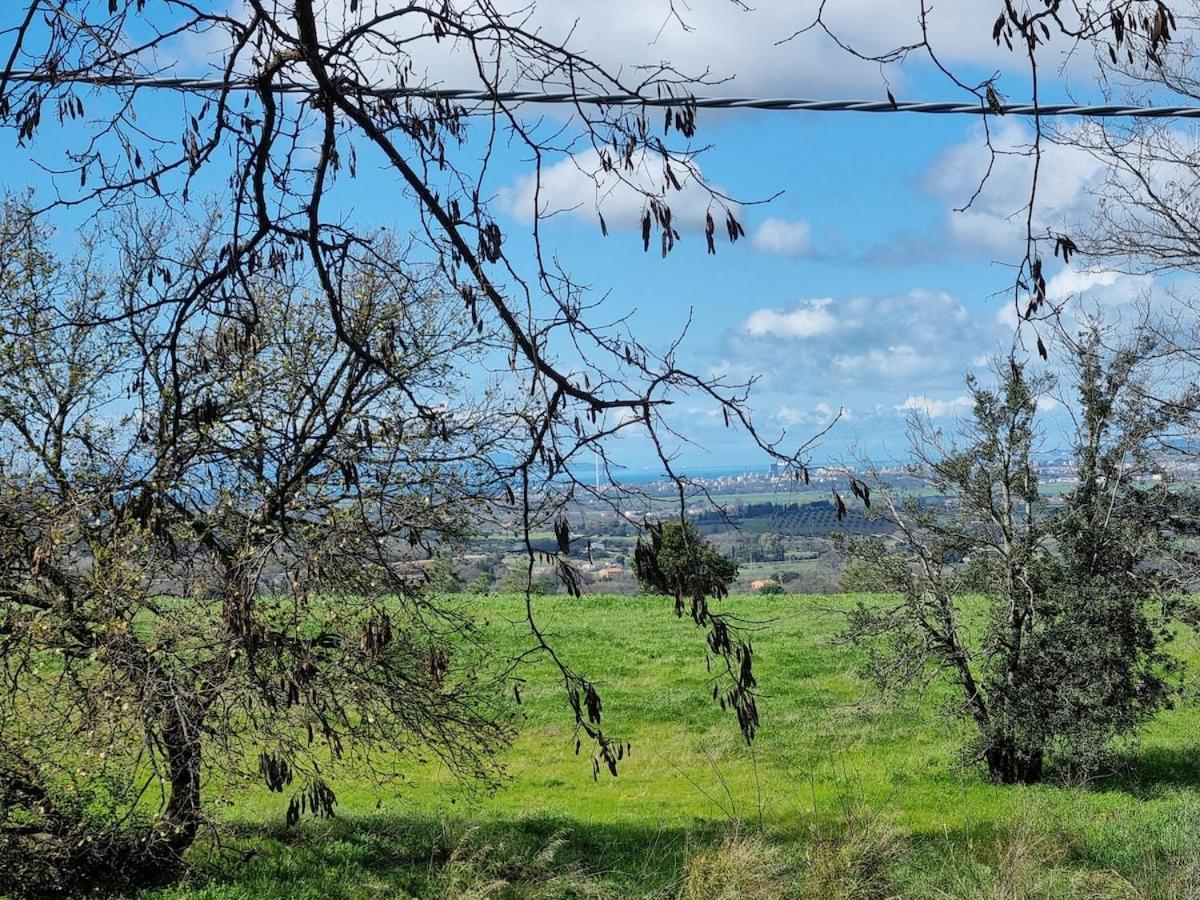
[0,1,1165,473]
[434,1,1152,471]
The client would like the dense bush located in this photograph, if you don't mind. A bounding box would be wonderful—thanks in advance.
[633,520,738,605]
[844,334,1196,783]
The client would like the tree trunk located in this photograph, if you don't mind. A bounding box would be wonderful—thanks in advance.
[984,740,1044,784]
[157,710,203,856]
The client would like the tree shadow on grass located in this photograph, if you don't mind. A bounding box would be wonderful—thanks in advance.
[1087,745,1200,798]
[173,814,728,899]
[166,800,1200,899]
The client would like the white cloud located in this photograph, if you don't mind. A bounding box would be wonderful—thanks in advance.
[750,218,814,257]
[835,345,938,380]
[744,298,836,338]
[896,394,973,418]
[775,405,808,426]
[495,148,731,232]
[1045,268,1121,299]
[718,290,1007,437]
[612,408,642,428]
[926,120,1109,256]
[776,401,846,426]
[462,1,1097,100]
[731,290,992,387]
[896,387,1058,421]
[454,2,917,98]
[685,404,723,421]
[995,302,1021,329]
[182,3,1101,111]
[995,269,1154,329]
[498,161,819,256]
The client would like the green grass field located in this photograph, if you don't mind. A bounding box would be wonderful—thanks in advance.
[147,594,1200,898]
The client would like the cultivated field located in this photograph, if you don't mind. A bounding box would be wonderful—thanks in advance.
[149,594,1200,898]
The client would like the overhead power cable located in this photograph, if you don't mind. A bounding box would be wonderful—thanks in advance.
[5,69,1200,118]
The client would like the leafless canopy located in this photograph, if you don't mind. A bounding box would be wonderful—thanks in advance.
[0,3,836,877]
[0,204,517,888]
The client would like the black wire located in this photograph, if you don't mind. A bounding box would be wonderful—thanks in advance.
[6,69,1200,118]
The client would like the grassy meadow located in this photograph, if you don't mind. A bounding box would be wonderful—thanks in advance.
[146,593,1200,898]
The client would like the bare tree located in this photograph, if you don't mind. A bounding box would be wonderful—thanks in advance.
[0,203,519,890]
[0,0,800,479]
[789,1,1178,347]
[1063,18,1200,281]
[0,4,839,886]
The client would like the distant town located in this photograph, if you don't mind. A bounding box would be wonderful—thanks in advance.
[424,453,1200,597]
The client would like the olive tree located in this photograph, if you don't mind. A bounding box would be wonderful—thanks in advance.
[632,520,755,740]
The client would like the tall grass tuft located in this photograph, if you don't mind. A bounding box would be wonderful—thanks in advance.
[431,823,614,899]
[798,812,901,899]
[679,828,790,899]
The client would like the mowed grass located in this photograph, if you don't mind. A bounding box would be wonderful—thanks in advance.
[148,593,1200,898]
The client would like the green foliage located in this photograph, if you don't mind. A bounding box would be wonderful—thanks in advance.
[633,520,738,600]
[496,567,556,596]
[0,207,512,888]
[429,823,611,899]
[844,339,1190,783]
[999,330,1189,778]
[466,572,494,595]
[0,763,167,898]
[836,538,910,594]
[757,531,784,562]
[680,831,790,899]
[427,552,462,593]
[631,521,757,744]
